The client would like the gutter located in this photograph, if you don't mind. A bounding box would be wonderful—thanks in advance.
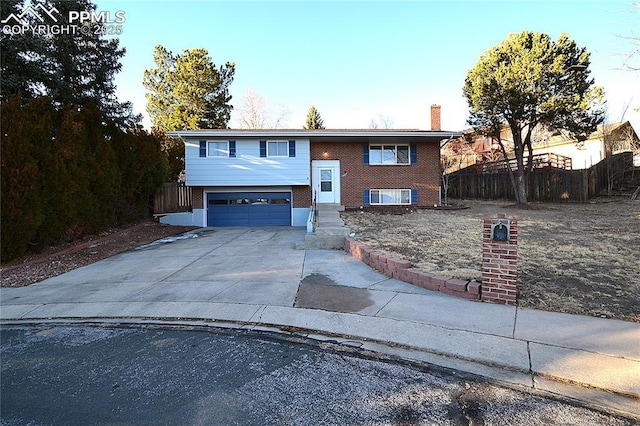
[167,130,463,139]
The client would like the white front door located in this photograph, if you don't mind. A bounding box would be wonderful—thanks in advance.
[312,160,340,204]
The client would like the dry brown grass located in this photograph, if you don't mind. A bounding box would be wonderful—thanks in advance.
[341,199,640,322]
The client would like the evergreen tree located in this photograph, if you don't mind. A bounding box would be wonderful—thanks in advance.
[304,105,325,129]
[143,45,175,132]
[0,1,47,102]
[463,31,604,204]
[156,131,185,182]
[113,128,168,220]
[143,45,235,131]
[35,103,88,245]
[0,95,47,260]
[76,103,122,230]
[0,0,139,128]
[1,95,167,260]
[1,0,170,260]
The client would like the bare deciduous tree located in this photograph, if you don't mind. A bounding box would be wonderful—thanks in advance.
[369,114,394,129]
[235,88,290,129]
[620,1,639,71]
[441,136,476,205]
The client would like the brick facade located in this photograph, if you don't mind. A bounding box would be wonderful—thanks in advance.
[292,185,312,208]
[310,142,441,208]
[192,187,204,209]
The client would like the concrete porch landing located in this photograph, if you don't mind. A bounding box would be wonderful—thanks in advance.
[296,204,349,250]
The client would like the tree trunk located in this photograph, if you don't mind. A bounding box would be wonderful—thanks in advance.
[515,169,528,205]
[513,149,528,204]
[507,122,529,205]
[497,137,528,205]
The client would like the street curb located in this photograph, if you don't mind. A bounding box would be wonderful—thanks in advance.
[2,315,639,420]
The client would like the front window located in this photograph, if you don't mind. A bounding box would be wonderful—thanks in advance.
[208,141,228,157]
[268,141,288,157]
[369,145,410,165]
[370,189,411,205]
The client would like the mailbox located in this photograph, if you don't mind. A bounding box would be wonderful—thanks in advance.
[491,221,509,241]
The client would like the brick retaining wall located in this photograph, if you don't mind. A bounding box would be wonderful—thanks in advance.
[343,237,481,301]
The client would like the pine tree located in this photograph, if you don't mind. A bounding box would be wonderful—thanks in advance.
[143,45,235,131]
[304,105,325,129]
[464,31,604,204]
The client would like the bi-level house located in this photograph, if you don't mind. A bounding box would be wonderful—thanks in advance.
[164,105,461,228]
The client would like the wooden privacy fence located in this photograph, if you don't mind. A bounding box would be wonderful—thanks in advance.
[153,182,192,214]
[446,153,634,202]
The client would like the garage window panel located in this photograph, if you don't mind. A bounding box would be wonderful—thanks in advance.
[270,197,291,204]
[230,198,250,205]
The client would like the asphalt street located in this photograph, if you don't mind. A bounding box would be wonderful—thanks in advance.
[1,324,635,426]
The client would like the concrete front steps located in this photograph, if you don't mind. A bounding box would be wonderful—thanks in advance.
[296,204,350,250]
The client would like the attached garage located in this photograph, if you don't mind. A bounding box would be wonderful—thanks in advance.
[207,192,292,227]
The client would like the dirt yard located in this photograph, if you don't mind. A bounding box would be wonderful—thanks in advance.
[341,198,640,322]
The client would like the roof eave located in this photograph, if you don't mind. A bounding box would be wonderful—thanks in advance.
[167,129,463,140]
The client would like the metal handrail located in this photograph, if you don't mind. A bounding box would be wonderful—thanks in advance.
[312,190,318,227]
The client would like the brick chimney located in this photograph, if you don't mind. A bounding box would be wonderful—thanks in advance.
[430,104,441,131]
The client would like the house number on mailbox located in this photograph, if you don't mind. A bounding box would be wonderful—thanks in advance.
[492,221,509,241]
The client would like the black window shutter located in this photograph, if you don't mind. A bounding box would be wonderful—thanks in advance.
[288,140,296,157]
[410,144,417,165]
[363,143,369,165]
[363,189,370,206]
[229,140,236,158]
[199,140,206,157]
[259,140,267,157]
[411,188,418,205]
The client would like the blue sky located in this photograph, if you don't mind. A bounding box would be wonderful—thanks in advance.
[102,0,640,131]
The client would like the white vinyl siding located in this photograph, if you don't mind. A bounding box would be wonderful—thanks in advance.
[185,139,310,186]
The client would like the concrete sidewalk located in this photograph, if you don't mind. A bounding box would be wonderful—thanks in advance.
[1,227,638,417]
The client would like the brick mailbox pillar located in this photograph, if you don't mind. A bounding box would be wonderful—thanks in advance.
[481,213,519,305]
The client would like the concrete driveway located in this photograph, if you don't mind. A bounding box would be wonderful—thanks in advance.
[2,228,303,308]
[1,227,431,316]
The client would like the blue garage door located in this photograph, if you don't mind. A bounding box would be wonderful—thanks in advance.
[207,192,291,226]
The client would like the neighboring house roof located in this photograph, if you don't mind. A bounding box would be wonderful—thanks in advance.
[168,129,462,143]
[534,121,639,149]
